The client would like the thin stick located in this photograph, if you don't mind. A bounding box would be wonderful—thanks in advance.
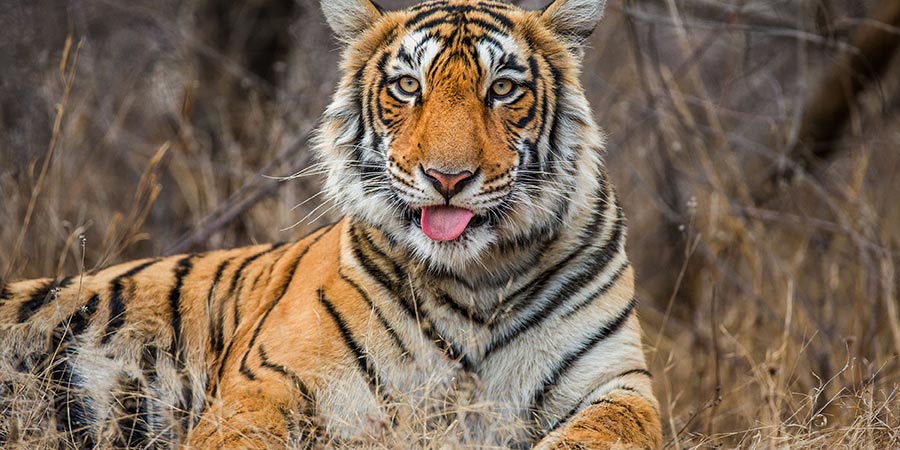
[164,131,315,255]
[4,36,83,281]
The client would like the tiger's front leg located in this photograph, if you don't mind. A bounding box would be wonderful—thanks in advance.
[534,391,662,450]
[186,381,319,449]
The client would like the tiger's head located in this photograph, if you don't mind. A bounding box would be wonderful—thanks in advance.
[315,0,608,272]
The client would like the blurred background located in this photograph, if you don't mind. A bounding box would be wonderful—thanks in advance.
[2,0,899,447]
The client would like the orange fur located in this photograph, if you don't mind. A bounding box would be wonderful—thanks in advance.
[0,1,661,448]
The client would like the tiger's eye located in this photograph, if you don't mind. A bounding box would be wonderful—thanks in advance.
[491,78,514,97]
[397,76,420,95]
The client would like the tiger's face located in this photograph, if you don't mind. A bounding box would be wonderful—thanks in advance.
[316,0,607,271]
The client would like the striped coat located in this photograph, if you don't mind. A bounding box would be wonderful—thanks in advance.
[0,0,662,448]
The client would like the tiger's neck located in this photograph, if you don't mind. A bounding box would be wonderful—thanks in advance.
[342,166,620,320]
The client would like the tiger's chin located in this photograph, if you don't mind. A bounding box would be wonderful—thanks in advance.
[347,195,519,273]
[404,226,498,272]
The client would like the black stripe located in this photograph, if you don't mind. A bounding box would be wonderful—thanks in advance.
[271,224,336,301]
[138,344,160,388]
[350,229,402,299]
[207,257,233,365]
[559,262,629,319]
[405,5,451,28]
[424,261,513,291]
[168,255,194,370]
[531,299,637,411]
[0,282,12,304]
[49,294,101,447]
[48,293,101,360]
[339,270,411,359]
[50,349,96,448]
[545,401,578,435]
[260,349,322,444]
[234,226,334,383]
[495,220,560,256]
[17,276,74,322]
[111,374,151,448]
[617,368,652,379]
[408,0,449,12]
[225,243,288,297]
[437,293,487,325]
[476,5,514,28]
[406,4,511,31]
[318,288,384,398]
[542,60,565,176]
[349,225,470,368]
[210,243,287,394]
[259,345,314,403]
[481,191,614,360]
[425,40,452,82]
[506,180,610,305]
[137,344,166,438]
[361,50,392,153]
[511,57,540,129]
[250,264,270,291]
[374,78,395,128]
[101,259,161,344]
[477,35,508,65]
[167,254,195,431]
[462,16,508,34]
[430,323,469,369]
[228,243,289,332]
[360,226,408,286]
[412,31,437,60]
[590,398,648,437]
[612,385,640,394]
[553,211,626,301]
[544,368,651,434]
[68,293,101,338]
[396,44,414,66]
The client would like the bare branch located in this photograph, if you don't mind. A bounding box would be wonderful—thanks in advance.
[163,132,315,256]
[762,0,900,201]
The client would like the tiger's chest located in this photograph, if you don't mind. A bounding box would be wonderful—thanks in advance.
[308,286,554,447]
[314,348,540,446]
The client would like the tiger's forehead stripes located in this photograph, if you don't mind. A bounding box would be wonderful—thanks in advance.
[475,33,529,80]
[404,0,515,33]
[394,30,442,73]
[379,7,536,104]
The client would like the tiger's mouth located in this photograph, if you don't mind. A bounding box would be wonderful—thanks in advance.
[404,206,490,241]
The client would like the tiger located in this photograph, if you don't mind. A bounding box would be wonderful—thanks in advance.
[0,0,662,448]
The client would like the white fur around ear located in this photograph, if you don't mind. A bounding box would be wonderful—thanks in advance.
[541,0,607,44]
[321,0,383,41]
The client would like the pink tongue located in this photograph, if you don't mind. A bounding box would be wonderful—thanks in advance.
[421,207,474,241]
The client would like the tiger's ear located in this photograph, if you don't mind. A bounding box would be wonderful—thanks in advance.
[541,0,607,45]
[321,0,384,40]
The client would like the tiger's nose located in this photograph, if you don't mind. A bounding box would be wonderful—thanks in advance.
[424,168,475,200]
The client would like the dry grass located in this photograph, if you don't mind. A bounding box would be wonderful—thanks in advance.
[2,0,900,448]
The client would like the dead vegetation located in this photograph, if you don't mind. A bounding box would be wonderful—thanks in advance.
[2,0,900,448]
